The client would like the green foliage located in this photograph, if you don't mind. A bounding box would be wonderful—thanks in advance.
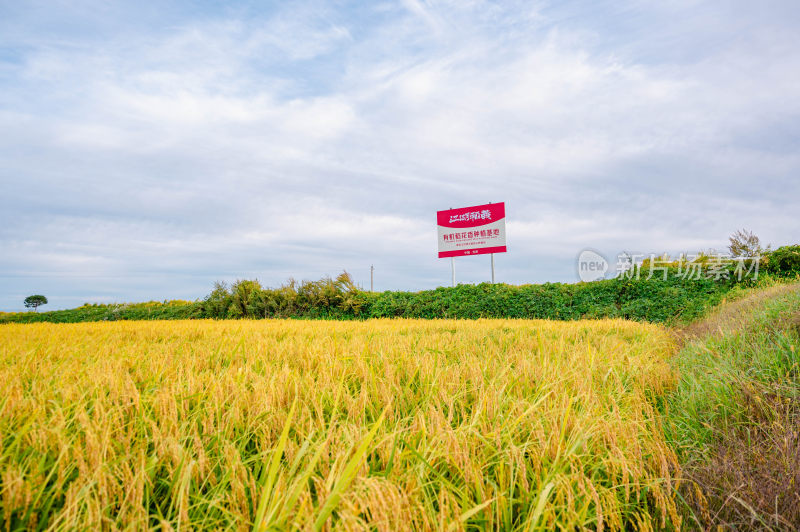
[763,245,800,277]
[23,294,48,311]
[664,286,800,529]
[201,281,233,319]
[667,290,800,456]
[1,269,780,325]
[195,272,369,321]
[228,279,263,318]
[365,273,742,323]
[670,300,800,458]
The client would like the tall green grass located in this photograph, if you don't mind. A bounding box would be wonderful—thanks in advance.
[666,286,800,457]
[665,284,800,529]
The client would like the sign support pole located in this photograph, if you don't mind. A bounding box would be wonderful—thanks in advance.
[438,202,505,288]
[370,264,374,292]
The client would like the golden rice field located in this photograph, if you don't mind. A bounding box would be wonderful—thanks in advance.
[0,319,681,531]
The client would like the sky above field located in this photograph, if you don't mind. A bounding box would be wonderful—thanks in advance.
[1,1,799,310]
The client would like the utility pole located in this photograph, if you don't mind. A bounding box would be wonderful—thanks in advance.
[370,264,374,292]
[449,206,456,287]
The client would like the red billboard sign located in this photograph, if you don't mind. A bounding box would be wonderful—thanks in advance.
[437,202,507,258]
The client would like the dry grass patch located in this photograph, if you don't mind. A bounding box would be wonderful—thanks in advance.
[681,389,800,530]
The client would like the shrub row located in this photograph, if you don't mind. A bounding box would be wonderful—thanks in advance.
[2,270,776,325]
[5,245,797,325]
[366,275,727,322]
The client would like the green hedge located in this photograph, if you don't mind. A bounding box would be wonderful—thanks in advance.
[1,270,760,325]
[365,274,728,322]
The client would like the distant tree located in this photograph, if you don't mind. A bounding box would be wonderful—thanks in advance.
[201,281,232,319]
[229,279,263,318]
[728,229,768,257]
[24,295,48,312]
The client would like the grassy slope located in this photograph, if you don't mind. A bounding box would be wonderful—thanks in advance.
[666,283,800,530]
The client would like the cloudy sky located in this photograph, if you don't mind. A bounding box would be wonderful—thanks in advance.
[1,1,798,310]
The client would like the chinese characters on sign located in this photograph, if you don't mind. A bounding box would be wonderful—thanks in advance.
[437,203,507,258]
[442,228,501,241]
[448,209,493,224]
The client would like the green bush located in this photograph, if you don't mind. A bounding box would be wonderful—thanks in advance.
[201,281,233,319]
[764,245,800,277]
[0,268,780,325]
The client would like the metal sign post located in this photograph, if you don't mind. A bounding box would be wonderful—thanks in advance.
[451,257,456,287]
[491,253,495,284]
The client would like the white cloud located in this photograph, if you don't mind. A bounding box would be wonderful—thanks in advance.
[1,0,799,309]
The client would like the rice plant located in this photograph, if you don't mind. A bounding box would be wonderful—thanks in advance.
[0,318,680,530]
